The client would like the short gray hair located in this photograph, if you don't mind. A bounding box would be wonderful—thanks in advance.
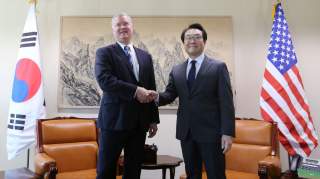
[111,12,132,27]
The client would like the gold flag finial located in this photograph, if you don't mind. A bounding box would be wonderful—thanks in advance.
[272,0,280,20]
[27,0,37,4]
[26,0,39,14]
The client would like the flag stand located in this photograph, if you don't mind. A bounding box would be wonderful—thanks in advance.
[287,154,302,177]
[288,154,292,171]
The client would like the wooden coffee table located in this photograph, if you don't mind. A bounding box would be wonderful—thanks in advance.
[119,155,183,179]
[142,155,183,179]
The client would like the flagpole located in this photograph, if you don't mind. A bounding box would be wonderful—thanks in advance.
[25,1,35,170]
[288,154,292,171]
[27,149,30,169]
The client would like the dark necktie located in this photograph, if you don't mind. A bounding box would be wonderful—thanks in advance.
[124,46,133,69]
[187,60,196,90]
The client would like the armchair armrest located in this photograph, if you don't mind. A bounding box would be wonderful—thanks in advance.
[34,152,58,179]
[258,155,281,179]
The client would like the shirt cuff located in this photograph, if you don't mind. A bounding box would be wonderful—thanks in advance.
[134,87,138,99]
[154,94,159,106]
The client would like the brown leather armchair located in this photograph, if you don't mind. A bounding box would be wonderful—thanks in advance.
[180,118,281,179]
[34,117,102,179]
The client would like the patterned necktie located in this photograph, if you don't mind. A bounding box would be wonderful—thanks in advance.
[124,46,133,69]
[187,60,196,90]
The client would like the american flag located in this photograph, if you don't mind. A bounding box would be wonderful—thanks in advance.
[260,3,318,157]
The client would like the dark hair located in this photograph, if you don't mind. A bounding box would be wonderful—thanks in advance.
[180,23,207,43]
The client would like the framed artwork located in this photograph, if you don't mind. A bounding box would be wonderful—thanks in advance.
[58,16,234,109]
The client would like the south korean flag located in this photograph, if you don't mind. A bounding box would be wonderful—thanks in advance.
[7,3,46,160]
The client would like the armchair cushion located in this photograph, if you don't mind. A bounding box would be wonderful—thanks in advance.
[56,169,96,179]
[43,141,98,172]
[56,169,123,179]
[226,170,259,179]
[40,119,97,144]
[233,119,273,146]
[226,143,271,173]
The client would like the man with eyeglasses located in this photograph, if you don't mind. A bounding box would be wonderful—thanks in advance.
[95,13,159,179]
[151,23,235,179]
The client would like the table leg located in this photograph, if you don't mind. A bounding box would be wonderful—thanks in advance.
[169,167,175,179]
[162,168,166,179]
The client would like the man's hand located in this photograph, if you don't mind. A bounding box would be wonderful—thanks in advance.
[136,87,152,103]
[148,123,158,138]
[148,90,158,101]
[221,135,233,154]
[135,87,158,103]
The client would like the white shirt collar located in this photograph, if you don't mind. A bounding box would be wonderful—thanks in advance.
[187,53,205,65]
[117,41,133,51]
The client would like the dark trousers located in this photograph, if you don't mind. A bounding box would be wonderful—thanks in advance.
[181,135,226,179]
[96,129,146,179]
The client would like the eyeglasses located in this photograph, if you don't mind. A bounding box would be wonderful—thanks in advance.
[184,35,203,41]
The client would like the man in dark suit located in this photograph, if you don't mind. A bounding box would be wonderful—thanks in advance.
[152,23,235,179]
[95,13,159,179]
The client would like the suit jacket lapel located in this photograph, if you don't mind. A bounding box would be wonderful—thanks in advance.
[179,60,189,94]
[190,56,210,95]
[114,43,136,79]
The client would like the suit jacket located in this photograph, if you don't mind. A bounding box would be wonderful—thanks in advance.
[95,43,159,131]
[159,56,235,142]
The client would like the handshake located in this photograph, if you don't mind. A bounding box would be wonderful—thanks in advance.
[135,87,158,103]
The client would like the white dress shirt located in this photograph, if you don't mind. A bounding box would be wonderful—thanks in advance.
[117,42,139,81]
[186,53,205,79]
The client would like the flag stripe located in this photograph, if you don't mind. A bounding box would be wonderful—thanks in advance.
[264,69,317,147]
[262,69,312,145]
[286,69,314,125]
[284,73,318,145]
[286,70,309,111]
[260,99,306,155]
[278,130,296,155]
[261,88,312,155]
[267,65,309,122]
[292,65,304,89]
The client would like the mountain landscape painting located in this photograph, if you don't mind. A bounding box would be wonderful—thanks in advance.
[59,16,234,108]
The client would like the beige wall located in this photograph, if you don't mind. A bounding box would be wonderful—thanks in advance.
[1,0,320,178]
